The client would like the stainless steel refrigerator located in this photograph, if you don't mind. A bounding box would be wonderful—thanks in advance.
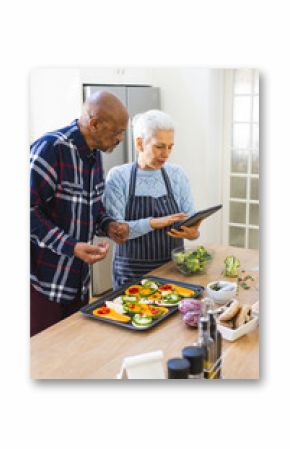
[83,84,160,295]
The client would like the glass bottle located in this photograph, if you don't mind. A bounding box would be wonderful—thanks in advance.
[167,358,190,379]
[208,310,222,379]
[196,316,215,379]
[201,296,214,317]
[182,346,203,379]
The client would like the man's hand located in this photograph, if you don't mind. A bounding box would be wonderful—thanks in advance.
[107,221,129,244]
[167,219,202,239]
[150,213,188,230]
[73,241,109,264]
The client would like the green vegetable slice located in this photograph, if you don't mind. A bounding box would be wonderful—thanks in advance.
[121,296,138,303]
[132,314,153,327]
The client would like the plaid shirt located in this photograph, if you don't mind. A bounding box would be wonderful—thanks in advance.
[30,120,114,304]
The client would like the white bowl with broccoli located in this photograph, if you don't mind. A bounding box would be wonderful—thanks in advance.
[171,246,212,275]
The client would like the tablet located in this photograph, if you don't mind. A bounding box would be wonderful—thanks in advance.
[173,204,223,230]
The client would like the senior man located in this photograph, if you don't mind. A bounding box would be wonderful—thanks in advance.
[30,91,129,336]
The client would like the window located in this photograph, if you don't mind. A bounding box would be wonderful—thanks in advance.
[223,69,259,249]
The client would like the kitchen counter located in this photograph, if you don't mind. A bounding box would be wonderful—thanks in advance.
[30,244,259,379]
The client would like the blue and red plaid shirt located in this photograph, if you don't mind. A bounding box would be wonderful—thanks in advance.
[30,120,114,304]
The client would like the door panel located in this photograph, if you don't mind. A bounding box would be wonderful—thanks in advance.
[126,86,160,161]
[127,86,160,116]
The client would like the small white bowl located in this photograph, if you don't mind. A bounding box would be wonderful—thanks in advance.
[206,280,237,304]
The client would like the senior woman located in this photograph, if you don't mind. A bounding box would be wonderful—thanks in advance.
[103,110,202,289]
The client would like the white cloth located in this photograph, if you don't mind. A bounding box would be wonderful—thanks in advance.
[116,350,165,379]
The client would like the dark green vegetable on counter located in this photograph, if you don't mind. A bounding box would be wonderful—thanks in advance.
[237,274,255,289]
[243,275,255,282]
[239,282,250,289]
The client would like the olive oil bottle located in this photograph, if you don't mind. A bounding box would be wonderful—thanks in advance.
[196,316,215,379]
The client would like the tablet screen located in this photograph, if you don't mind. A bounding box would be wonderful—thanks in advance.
[173,204,222,229]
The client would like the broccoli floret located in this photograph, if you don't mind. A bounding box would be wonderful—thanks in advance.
[199,260,207,270]
[173,246,211,273]
[224,255,240,277]
[186,257,201,271]
[196,245,207,258]
[183,250,194,260]
[173,252,186,265]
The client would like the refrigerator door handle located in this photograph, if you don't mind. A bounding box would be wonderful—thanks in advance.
[126,117,134,163]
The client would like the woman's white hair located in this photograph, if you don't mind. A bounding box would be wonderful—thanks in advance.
[132,110,174,143]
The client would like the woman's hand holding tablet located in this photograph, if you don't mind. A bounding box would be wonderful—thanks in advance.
[167,219,202,240]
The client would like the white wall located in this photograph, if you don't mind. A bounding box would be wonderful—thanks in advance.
[149,68,224,244]
[29,67,153,141]
[29,68,82,142]
[30,67,224,244]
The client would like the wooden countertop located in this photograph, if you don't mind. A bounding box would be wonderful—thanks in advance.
[30,244,259,379]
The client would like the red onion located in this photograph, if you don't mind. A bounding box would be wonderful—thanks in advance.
[183,310,201,327]
[178,299,202,314]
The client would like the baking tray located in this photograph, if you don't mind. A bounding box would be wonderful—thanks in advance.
[80,276,204,331]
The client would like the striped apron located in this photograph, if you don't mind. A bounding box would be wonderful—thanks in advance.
[113,163,184,289]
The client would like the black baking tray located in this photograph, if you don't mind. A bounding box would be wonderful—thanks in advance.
[80,276,204,331]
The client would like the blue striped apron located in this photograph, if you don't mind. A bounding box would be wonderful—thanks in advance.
[113,163,184,289]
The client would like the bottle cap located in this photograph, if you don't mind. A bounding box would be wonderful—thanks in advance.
[167,358,190,379]
[199,316,209,330]
[182,346,203,375]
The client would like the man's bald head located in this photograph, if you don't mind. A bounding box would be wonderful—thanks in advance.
[79,91,129,152]
[82,91,128,125]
